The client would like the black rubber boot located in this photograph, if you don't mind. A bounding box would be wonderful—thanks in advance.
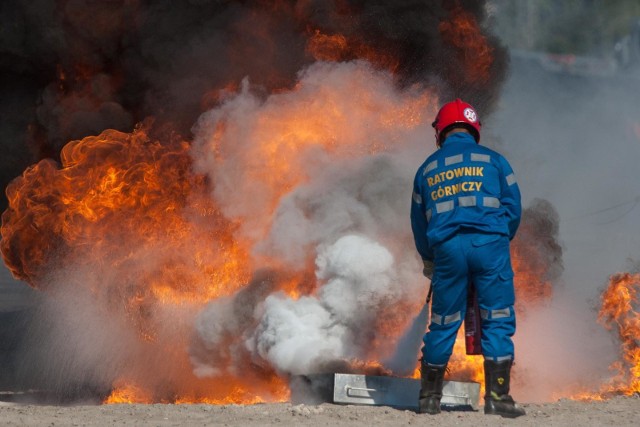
[484,359,526,418]
[418,361,446,414]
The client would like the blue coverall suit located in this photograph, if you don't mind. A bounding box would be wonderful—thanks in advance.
[410,132,522,366]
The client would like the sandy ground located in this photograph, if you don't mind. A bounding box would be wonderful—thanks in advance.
[0,395,638,426]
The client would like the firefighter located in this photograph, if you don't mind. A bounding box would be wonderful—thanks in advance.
[410,99,525,418]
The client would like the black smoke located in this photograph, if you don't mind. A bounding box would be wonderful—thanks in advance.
[516,198,564,285]
[0,0,508,211]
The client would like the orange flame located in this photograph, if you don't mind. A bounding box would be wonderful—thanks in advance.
[0,1,525,406]
[564,272,640,401]
[2,122,251,303]
[306,31,350,62]
[1,73,554,403]
[597,273,640,395]
[106,375,291,405]
[2,63,439,404]
[105,381,153,404]
[439,5,494,85]
[1,73,559,404]
[306,30,400,73]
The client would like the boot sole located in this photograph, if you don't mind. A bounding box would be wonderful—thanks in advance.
[485,407,526,418]
[485,410,525,418]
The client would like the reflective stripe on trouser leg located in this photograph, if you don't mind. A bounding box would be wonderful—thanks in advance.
[423,312,464,366]
[466,233,517,361]
[479,305,516,361]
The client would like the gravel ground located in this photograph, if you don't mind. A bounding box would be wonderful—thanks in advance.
[0,395,639,426]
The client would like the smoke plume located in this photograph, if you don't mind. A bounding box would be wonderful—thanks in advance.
[0,0,507,210]
[188,61,430,378]
[0,0,577,404]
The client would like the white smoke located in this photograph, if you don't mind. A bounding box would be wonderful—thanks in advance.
[189,61,433,378]
[190,60,433,246]
[248,293,349,376]
[188,53,631,403]
[257,154,415,267]
[193,234,405,377]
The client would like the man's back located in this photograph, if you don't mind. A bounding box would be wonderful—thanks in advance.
[411,131,521,260]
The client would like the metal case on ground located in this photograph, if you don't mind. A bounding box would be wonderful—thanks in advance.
[332,373,480,410]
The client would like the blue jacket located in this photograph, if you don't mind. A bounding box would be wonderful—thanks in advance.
[411,132,521,261]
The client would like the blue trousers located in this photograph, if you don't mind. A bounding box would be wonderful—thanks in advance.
[422,232,516,365]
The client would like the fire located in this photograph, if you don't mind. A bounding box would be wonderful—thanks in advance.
[510,198,562,310]
[2,60,440,404]
[0,1,537,405]
[1,57,556,404]
[105,381,153,404]
[306,30,400,73]
[106,376,291,405]
[9,1,639,408]
[438,5,495,85]
[597,273,640,395]
[407,331,486,395]
[511,245,554,306]
[306,31,349,62]
[562,272,640,401]
[2,123,251,303]
[1,54,562,404]
[448,331,486,391]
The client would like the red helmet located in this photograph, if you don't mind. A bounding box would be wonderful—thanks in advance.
[432,99,481,145]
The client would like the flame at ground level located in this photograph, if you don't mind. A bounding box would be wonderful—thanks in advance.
[106,376,291,405]
[595,273,640,396]
[564,272,640,401]
[1,60,573,405]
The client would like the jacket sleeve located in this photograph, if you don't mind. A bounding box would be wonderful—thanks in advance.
[410,168,434,261]
[498,156,522,240]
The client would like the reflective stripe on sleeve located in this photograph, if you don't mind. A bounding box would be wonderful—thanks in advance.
[445,154,463,166]
[470,153,491,163]
[506,173,517,186]
[423,160,438,175]
[413,191,422,204]
[483,197,501,208]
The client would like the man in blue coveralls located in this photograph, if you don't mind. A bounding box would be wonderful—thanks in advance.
[410,99,525,418]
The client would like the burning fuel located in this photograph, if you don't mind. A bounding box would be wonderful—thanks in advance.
[2,61,441,402]
[596,273,640,396]
[0,0,635,406]
[1,68,562,403]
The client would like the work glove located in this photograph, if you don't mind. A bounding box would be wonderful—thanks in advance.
[422,259,434,279]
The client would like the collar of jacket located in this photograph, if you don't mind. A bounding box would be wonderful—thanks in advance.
[441,132,477,147]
